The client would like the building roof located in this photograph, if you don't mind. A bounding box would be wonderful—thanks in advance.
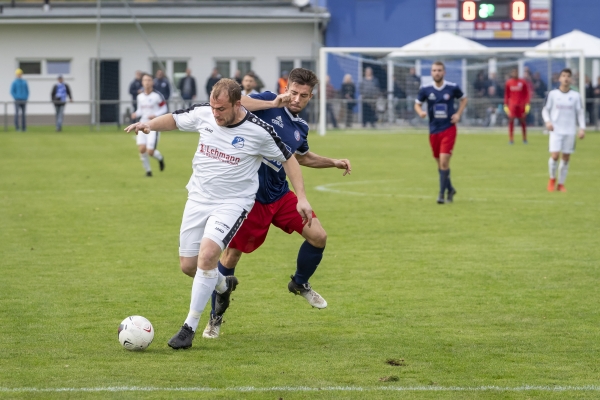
[0,1,330,24]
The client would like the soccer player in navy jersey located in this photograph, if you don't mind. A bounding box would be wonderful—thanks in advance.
[414,61,468,204]
[201,68,352,339]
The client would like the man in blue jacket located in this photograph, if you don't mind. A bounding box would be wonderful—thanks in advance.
[10,68,29,131]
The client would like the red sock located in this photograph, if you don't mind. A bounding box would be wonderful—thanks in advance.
[509,120,514,141]
[521,120,527,141]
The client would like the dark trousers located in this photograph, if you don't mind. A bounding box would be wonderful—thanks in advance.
[54,104,65,131]
[14,101,26,131]
[362,101,376,127]
[345,103,354,127]
[326,104,338,128]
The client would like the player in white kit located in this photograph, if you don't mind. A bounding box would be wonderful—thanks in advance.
[542,68,586,192]
[125,79,313,349]
[131,73,167,176]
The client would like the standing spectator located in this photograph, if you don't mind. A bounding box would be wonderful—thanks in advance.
[359,67,380,128]
[405,67,421,120]
[594,77,600,126]
[473,71,489,98]
[153,70,171,108]
[51,75,72,132]
[129,70,143,111]
[10,68,29,131]
[248,70,264,92]
[178,68,197,108]
[531,72,548,126]
[325,75,338,128]
[584,76,595,125]
[205,68,221,98]
[241,74,258,96]
[233,69,242,85]
[277,71,288,94]
[341,74,356,128]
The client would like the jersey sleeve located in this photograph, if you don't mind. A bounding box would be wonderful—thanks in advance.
[575,94,586,130]
[259,126,293,162]
[415,87,427,104]
[454,85,465,99]
[541,91,553,123]
[155,92,168,116]
[250,91,277,101]
[172,105,204,132]
[296,137,309,155]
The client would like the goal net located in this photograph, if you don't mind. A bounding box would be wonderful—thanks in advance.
[317,47,587,135]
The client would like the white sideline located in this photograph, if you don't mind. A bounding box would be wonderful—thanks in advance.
[2,386,600,393]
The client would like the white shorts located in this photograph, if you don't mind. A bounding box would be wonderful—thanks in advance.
[549,133,575,154]
[136,130,160,149]
[179,199,249,257]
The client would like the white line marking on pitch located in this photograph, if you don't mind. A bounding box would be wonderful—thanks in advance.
[2,386,600,393]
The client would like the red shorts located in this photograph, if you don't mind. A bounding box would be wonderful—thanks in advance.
[508,104,525,119]
[429,125,457,159]
[228,191,317,254]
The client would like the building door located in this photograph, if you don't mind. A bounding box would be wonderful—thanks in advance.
[100,60,120,123]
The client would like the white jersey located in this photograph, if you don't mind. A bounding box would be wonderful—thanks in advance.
[172,104,292,210]
[542,89,585,135]
[133,90,167,123]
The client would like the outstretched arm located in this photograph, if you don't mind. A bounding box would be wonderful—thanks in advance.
[241,93,291,112]
[124,113,177,134]
[295,151,351,176]
[281,156,313,227]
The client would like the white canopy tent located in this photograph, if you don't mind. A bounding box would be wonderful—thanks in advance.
[388,31,488,58]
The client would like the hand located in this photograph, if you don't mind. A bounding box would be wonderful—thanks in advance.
[450,113,461,124]
[545,122,554,132]
[272,92,292,108]
[125,122,151,134]
[296,197,313,228]
[503,105,511,118]
[578,129,585,139]
[525,104,531,114]
[334,159,352,176]
[418,110,427,119]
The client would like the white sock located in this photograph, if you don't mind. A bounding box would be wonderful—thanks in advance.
[140,152,151,172]
[558,160,569,185]
[548,157,557,179]
[151,149,163,161]
[214,271,228,294]
[184,268,218,331]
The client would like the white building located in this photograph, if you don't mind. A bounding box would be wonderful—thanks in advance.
[0,1,329,125]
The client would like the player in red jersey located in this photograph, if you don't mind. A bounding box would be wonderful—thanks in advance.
[504,69,531,144]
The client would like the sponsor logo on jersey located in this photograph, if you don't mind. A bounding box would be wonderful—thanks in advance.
[232,136,245,148]
[272,115,284,128]
[198,144,241,165]
[294,130,301,141]
[204,127,213,133]
[428,93,436,101]
[443,94,450,100]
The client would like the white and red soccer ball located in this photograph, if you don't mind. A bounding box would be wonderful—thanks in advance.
[118,316,154,351]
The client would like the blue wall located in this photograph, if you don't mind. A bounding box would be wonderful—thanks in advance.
[324,0,600,47]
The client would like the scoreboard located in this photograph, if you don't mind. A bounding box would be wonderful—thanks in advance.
[436,0,551,40]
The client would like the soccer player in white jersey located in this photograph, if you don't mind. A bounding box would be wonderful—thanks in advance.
[131,73,167,177]
[542,68,586,192]
[125,79,313,350]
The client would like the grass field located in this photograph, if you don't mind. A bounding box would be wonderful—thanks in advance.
[1,126,599,399]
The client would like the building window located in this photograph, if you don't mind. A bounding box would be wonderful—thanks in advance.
[173,61,188,90]
[47,60,71,75]
[151,60,168,77]
[215,60,231,79]
[19,61,41,75]
[279,60,294,77]
[237,61,252,77]
[301,60,315,71]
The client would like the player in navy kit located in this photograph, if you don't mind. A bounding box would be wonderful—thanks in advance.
[202,68,352,338]
[414,61,468,204]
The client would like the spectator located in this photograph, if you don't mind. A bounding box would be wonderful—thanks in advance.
[233,69,242,85]
[473,71,489,98]
[532,72,547,98]
[129,70,143,111]
[325,75,338,128]
[341,74,356,128]
[153,70,171,107]
[277,70,288,94]
[205,68,221,97]
[178,68,197,108]
[584,75,595,125]
[248,70,264,92]
[50,75,72,132]
[10,68,29,131]
[241,74,258,96]
[594,77,600,126]
[405,67,420,99]
[359,67,380,128]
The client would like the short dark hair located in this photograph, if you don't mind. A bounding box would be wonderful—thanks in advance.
[287,68,319,89]
[560,68,572,77]
[211,78,242,105]
[242,73,255,81]
[432,61,445,69]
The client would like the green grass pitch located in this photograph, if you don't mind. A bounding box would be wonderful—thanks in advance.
[1,126,599,399]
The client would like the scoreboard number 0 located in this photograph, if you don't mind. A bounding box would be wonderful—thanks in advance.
[512,1,526,21]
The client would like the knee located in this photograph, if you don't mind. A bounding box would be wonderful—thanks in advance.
[309,229,327,248]
[147,149,155,156]
[139,146,147,154]
[562,155,570,163]
[179,259,197,277]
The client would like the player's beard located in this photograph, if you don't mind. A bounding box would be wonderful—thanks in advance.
[216,112,236,126]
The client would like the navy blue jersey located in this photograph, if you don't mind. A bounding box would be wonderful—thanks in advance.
[416,81,465,134]
[250,91,310,204]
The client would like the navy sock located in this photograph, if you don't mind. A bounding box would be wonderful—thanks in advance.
[293,240,325,285]
[439,169,450,195]
[210,261,235,317]
[446,169,454,192]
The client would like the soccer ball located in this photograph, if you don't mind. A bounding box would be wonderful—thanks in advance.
[118,316,154,351]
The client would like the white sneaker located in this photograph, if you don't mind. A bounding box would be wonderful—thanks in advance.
[202,315,222,339]
[287,276,328,309]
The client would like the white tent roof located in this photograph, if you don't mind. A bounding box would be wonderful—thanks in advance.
[388,31,488,58]
[526,30,600,58]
